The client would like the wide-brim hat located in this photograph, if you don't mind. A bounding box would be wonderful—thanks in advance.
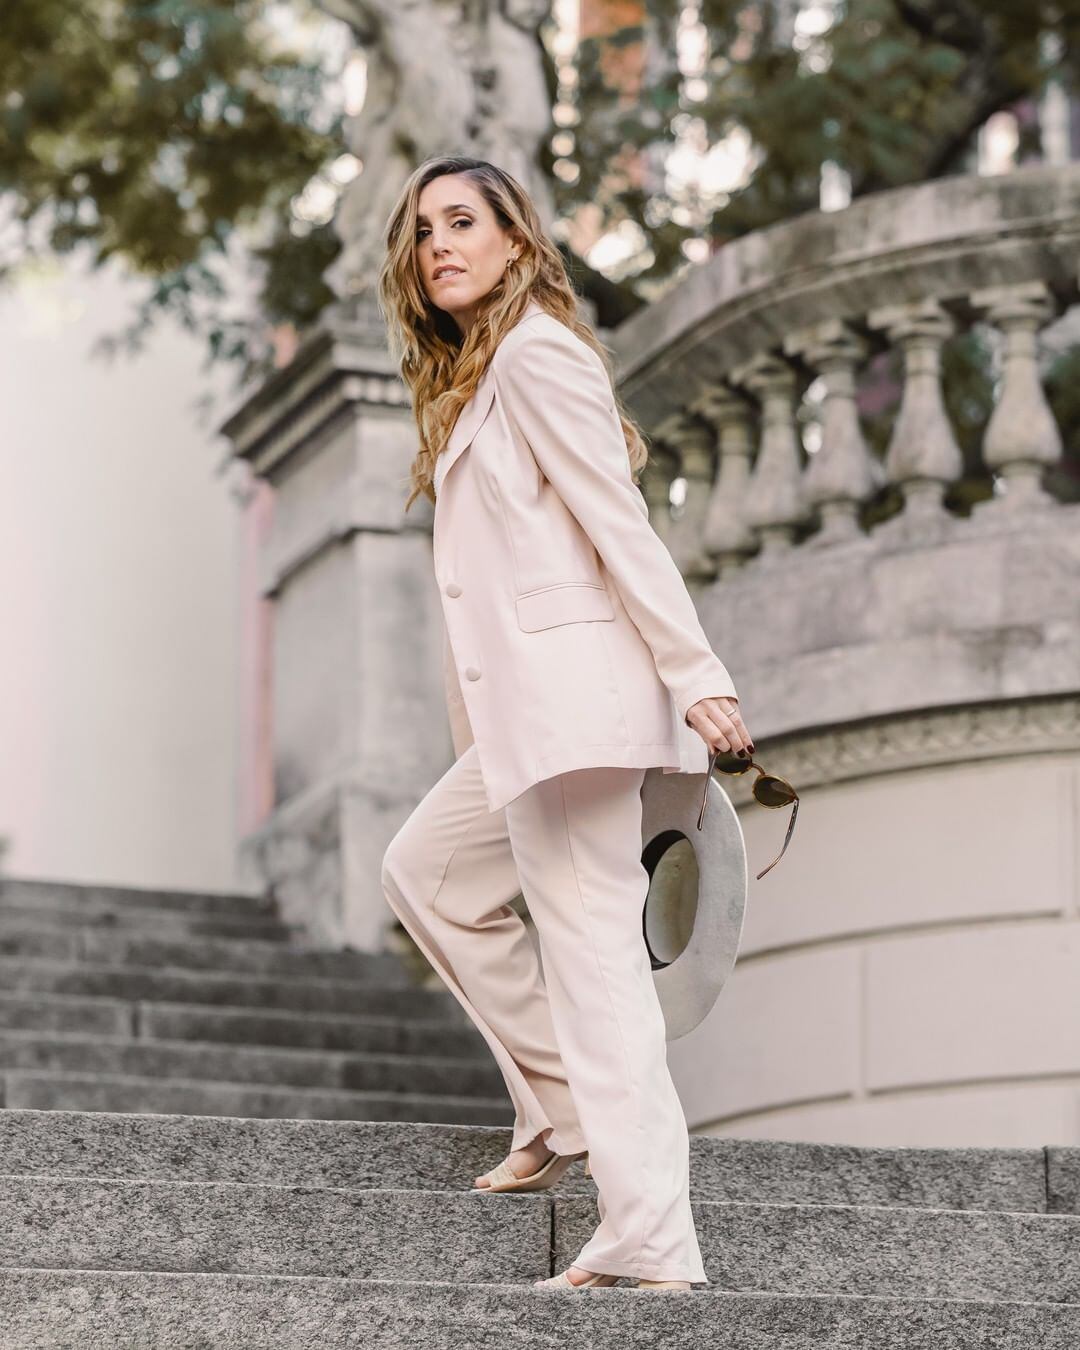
[640,766,748,1040]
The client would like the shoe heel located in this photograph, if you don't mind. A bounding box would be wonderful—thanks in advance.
[635,1279,691,1292]
[584,1155,591,1179]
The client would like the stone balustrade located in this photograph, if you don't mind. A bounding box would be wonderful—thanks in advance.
[610,164,1078,579]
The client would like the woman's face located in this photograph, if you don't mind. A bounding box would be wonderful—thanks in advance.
[416,174,521,336]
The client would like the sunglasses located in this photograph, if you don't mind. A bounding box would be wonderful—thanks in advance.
[697,746,799,880]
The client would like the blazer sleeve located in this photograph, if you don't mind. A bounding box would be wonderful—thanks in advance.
[492,321,739,724]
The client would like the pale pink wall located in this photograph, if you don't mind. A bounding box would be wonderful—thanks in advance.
[0,254,243,890]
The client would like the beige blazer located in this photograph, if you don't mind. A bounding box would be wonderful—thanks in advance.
[433,298,739,813]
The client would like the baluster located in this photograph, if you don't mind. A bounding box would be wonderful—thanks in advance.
[970,281,1064,513]
[784,319,884,545]
[867,300,963,526]
[653,410,716,580]
[639,437,680,548]
[692,386,757,579]
[729,353,806,562]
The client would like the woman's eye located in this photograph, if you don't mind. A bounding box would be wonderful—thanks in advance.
[417,219,470,240]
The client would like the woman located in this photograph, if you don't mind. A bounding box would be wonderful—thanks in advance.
[377,155,755,1293]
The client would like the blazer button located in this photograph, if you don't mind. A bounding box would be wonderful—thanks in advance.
[445,582,463,597]
[464,666,481,681]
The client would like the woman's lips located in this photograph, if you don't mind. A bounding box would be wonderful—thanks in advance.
[434,270,463,281]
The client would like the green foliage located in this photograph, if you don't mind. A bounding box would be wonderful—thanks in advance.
[564,0,1079,492]
[0,0,341,379]
[564,0,1079,275]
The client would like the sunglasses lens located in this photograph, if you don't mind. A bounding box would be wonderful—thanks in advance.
[755,776,797,808]
[711,752,749,775]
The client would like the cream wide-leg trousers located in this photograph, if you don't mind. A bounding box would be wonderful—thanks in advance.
[379,741,708,1285]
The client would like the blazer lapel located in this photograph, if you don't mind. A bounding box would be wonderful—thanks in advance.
[437,365,496,489]
[435,300,546,492]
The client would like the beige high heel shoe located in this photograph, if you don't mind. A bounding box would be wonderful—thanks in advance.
[633,1279,692,1292]
[473,1148,589,1193]
[533,1269,620,1290]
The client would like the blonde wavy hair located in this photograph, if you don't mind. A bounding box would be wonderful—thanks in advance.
[376,155,650,513]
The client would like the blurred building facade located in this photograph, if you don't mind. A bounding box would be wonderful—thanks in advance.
[0,259,245,892]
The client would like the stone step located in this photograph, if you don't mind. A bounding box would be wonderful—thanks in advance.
[0,991,134,1038]
[0,992,485,1058]
[2,1270,1078,1350]
[0,958,457,1018]
[0,923,406,981]
[1,1074,513,1124]
[0,1175,1078,1301]
[0,993,486,1063]
[0,1031,500,1095]
[0,877,276,921]
[137,999,486,1056]
[0,1112,1058,1214]
[557,1195,1080,1303]
[0,899,290,942]
[0,1175,547,1282]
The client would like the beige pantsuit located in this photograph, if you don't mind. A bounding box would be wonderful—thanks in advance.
[380,741,708,1286]
[380,297,739,1286]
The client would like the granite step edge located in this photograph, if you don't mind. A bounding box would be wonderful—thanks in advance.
[0,1110,1059,1213]
[0,926,409,979]
[0,1267,1079,1350]
[1,1071,510,1115]
[0,878,276,919]
[0,902,291,939]
[0,1029,499,1092]
[0,956,438,999]
[0,990,470,1036]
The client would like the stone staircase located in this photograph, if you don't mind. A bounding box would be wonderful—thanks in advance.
[1,876,1079,1346]
[0,876,508,1125]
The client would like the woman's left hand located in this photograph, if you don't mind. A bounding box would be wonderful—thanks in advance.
[686,696,755,759]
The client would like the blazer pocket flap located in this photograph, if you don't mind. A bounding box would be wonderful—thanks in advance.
[515,582,615,632]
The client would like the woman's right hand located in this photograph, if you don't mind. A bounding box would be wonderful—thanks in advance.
[686,695,755,759]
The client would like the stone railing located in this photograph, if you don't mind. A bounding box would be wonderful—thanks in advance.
[613,164,1077,565]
